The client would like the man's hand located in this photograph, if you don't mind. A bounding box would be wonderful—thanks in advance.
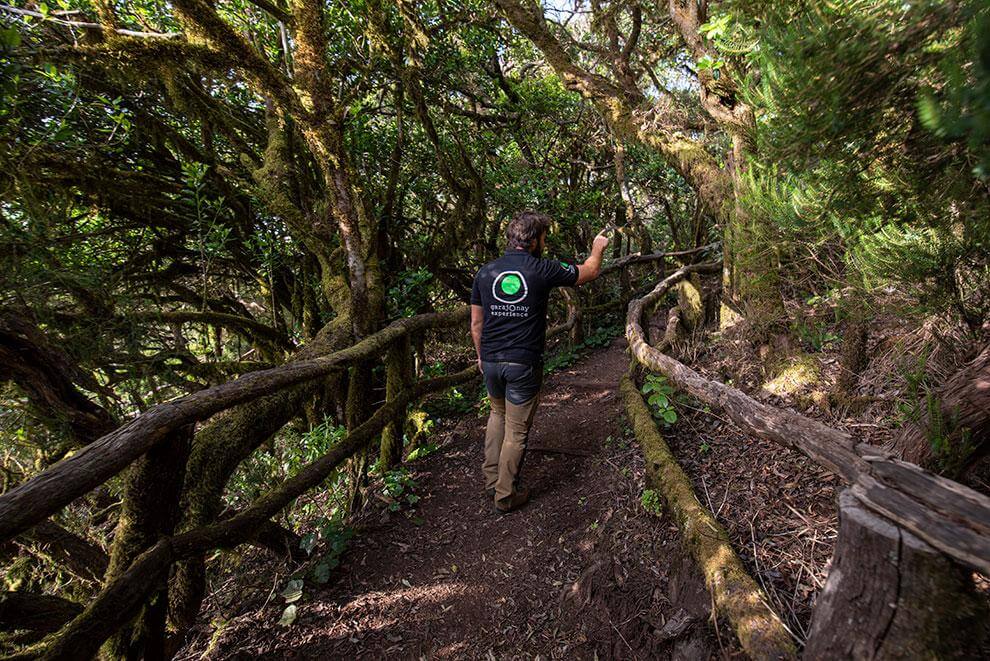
[575,228,610,285]
[477,357,483,374]
[592,230,610,255]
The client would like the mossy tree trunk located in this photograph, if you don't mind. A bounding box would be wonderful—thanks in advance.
[104,424,193,660]
[380,336,414,472]
[674,273,704,333]
[344,360,374,512]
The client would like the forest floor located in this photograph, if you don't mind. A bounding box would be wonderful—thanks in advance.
[179,340,723,659]
[178,337,841,659]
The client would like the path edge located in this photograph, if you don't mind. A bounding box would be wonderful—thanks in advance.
[619,364,798,660]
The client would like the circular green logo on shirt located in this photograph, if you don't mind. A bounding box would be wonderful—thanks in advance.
[500,273,522,295]
[492,270,528,304]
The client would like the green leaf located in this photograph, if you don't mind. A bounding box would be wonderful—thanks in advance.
[648,393,669,408]
[278,604,297,626]
[313,562,331,584]
[662,409,678,424]
[299,532,317,555]
[0,28,21,49]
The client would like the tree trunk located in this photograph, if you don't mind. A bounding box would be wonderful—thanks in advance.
[560,287,583,346]
[805,490,989,660]
[380,337,413,471]
[835,315,869,400]
[674,273,704,333]
[105,425,193,659]
[344,360,374,512]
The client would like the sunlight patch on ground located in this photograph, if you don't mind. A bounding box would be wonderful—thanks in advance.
[761,352,821,396]
[340,580,475,616]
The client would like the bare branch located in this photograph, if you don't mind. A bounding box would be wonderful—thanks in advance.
[0,5,181,39]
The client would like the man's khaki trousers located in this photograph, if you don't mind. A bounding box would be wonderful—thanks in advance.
[483,393,540,506]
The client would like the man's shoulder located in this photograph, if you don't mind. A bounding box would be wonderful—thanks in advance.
[474,258,503,279]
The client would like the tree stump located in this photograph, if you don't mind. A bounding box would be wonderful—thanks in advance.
[805,490,988,660]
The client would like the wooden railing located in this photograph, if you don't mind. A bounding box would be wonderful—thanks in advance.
[0,306,484,658]
[624,263,990,658]
[0,309,471,543]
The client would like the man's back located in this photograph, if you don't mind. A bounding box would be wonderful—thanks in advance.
[471,248,578,366]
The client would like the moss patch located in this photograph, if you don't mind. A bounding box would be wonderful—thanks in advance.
[762,352,821,396]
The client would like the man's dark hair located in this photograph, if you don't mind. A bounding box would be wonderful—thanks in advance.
[505,210,551,250]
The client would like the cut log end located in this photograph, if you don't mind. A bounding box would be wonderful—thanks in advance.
[805,490,990,660]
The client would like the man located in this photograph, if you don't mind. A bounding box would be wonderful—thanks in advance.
[470,210,610,514]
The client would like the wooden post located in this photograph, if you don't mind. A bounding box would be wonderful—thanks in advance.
[805,490,989,660]
[619,263,632,310]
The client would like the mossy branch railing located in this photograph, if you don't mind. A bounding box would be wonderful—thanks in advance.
[620,368,797,660]
[1,306,480,658]
[625,265,990,576]
[20,367,476,660]
[0,308,469,544]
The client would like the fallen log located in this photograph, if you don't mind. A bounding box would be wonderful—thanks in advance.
[620,368,797,660]
[0,307,468,544]
[625,265,990,575]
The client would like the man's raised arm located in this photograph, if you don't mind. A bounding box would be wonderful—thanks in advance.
[575,231,610,285]
[471,304,484,372]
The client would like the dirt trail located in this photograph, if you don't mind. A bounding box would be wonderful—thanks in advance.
[185,340,722,659]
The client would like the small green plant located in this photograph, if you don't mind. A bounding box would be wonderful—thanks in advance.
[891,353,976,476]
[298,516,354,587]
[387,268,434,318]
[544,346,577,373]
[542,323,620,374]
[641,374,678,426]
[699,440,711,455]
[406,441,440,462]
[893,352,930,426]
[792,317,840,352]
[923,396,976,477]
[381,467,420,512]
[640,489,663,516]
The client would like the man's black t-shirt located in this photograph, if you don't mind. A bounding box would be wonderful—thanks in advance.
[471,249,579,366]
